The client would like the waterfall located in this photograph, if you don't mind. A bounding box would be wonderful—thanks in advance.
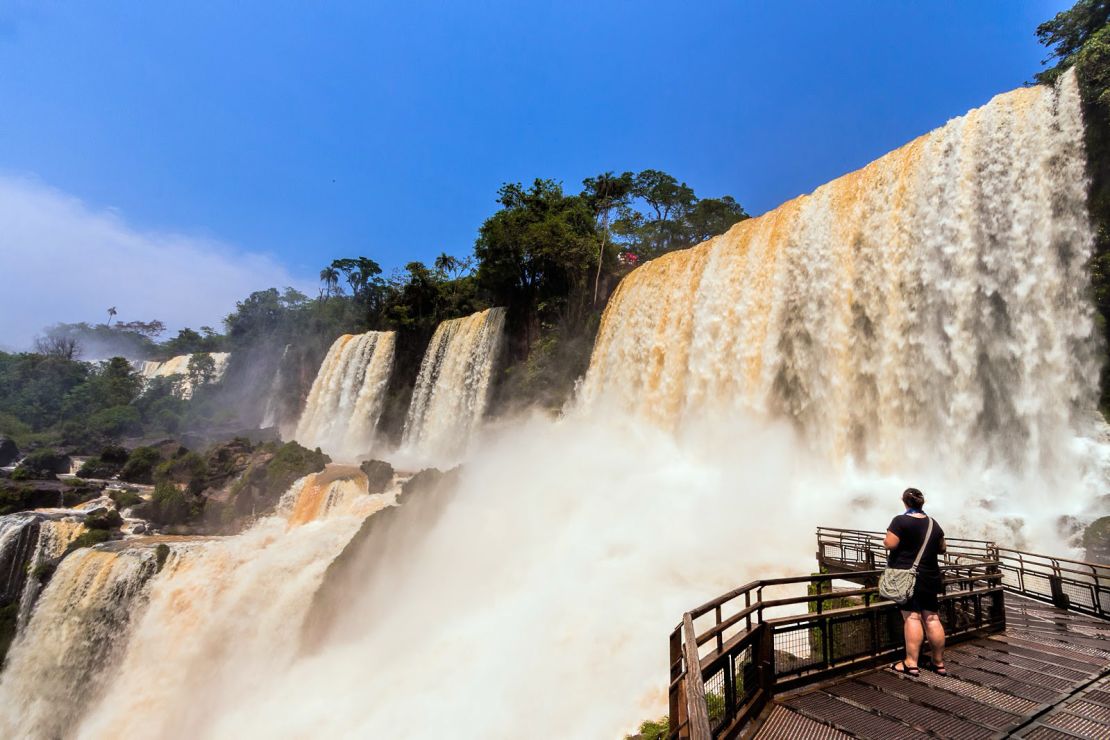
[47,468,387,739]
[0,514,38,606]
[260,343,292,429]
[0,75,1103,740]
[401,307,506,463]
[0,547,159,738]
[581,72,1098,475]
[294,332,396,461]
[137,352,230,399]
[16,517,85,632]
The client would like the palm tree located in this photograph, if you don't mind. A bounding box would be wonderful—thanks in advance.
[106,306,117,327]
[319,266,340,300]
[434,252,460,279]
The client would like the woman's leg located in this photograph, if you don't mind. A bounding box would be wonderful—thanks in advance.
[901,610,923,667]
[923,610,945,668]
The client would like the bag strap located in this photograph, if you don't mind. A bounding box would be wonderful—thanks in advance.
[910,516,934,572]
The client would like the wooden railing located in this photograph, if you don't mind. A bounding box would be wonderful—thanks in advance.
[817,527,1110,619]
[668,561,1004,739]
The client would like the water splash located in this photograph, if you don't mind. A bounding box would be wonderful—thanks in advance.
[294,332,396,461]
[401,307,506,464]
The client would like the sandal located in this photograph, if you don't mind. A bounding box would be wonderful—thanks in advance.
[928,662,948,676]
[891,661,920,677]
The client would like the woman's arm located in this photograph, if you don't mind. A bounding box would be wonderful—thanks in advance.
[938,537,947,554]
[884,530,900,550]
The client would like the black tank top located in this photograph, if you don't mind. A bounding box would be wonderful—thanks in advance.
[888,514,945,576]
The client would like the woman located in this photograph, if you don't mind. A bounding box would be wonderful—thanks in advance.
[884,487,948,677]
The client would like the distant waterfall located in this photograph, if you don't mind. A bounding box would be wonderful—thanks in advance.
[260,344,292,429]
[137,352,230,399]
[581,71,1098,474]
[402,307,506,462]
[294,332,396,460]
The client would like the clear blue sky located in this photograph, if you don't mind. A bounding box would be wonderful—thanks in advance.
[0,1,1072,286]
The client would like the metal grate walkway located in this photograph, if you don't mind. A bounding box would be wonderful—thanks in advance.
[754,596,1110,739]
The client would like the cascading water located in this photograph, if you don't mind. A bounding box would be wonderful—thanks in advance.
[260,343,292,429]
[137,352,231,399]
[0,74,1104,740]
[15,517,85,631]
[580,72,1108,544]
[0,546,159,739]
[401,307,506,464]
[294,332,396,461]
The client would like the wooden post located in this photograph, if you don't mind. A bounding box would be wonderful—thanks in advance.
[683,613,712,740]
[669,625,684,738]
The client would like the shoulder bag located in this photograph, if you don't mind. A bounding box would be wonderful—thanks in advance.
[878,516,934,605]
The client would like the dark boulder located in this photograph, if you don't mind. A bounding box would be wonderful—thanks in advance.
[359,459,394,494]
[0,437,18,467]
[1084,516,1110,565]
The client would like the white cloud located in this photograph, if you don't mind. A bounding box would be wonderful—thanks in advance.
[0,174,311,352]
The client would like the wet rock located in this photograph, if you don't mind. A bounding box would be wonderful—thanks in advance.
[0,437,18,467]
[1084,516,1110,565]
[359,459,394,494]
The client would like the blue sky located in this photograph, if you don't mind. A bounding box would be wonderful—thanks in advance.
[0,1,1072,347]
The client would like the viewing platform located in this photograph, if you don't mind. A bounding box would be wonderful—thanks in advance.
[668,528,1110,739]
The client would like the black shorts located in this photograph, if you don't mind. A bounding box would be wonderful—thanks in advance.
[902,573,941,613]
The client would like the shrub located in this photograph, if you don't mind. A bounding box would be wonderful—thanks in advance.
[63,528,112,555]
[150,481,195,526]
[84,508,124,530]
[626,718,669,740]
[88,405,142,438]
[109,489,145,510]
[14,448,70,479]
[119,446,161,484]
[0,482,36,515]
[155,543,170,572]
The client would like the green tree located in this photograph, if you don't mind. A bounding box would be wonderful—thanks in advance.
[475,179,601,346]
[582,171,635,306]
[319,265,341,300]
[186,353,218,389]
[1035,0,1110,83]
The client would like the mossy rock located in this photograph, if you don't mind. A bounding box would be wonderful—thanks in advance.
[63,528,112,556]
[84,508,124,531]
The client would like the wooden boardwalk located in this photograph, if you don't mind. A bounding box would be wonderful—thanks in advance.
[753,596,1110,739]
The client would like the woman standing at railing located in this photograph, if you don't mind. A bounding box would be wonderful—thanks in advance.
[884,487,949,677]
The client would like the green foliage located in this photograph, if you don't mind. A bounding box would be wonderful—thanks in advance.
[150,481,196,526]
[119,446,162,484]
[0,481,36,515]
[84,508,124,530]
[161,326,224,356]
[88,405,142,438]
[109,489,145,510]
[31,561,56,583]
[1035,0,1110,83]
[154,451,209,494]
[186,352,218,389]
[14,448,69,479]
[155,543,171,572]
[626,717,669,740]
[64,528,112,555]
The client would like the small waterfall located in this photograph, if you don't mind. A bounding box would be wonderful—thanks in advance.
[137,352,230,398]
[0,514,39,606]
[16,517,85,632]
[401,307,506,462]
[0,547,159,739]
[294,332,396,461]
[260,343,292,429]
